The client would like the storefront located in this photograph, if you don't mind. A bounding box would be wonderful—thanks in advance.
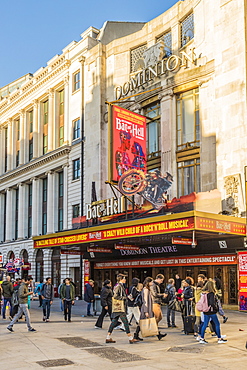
[33,210,246,305]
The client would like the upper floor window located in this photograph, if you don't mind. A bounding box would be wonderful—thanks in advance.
[29,110,33,133]
[181,13,194,47]
[73,71,80,92]
[72,158,80,180]
[73,118,80,140]
[43,100,48,125]
[176,88,199,150]
[156,30,172,57]
[144,101,160,156]
[130,44,147,73]
[72,204,80,218]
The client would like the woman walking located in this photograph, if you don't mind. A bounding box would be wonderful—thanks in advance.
[95,279,113,329]
[105,274,138,344]
[135,277,166,341]
[199,280,227,344]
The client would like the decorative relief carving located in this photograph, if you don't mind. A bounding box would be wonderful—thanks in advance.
[223,174,244,215]
[143,42,165,68]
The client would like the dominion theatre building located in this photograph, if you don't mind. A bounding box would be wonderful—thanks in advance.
[1,0,247,306]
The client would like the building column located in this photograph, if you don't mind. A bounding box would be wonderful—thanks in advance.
[0,192,5,242]
[32,100,39,159]
[17,183,28,239]
[43,249,52,278]
[19,110,25,165]
[63,75,70,145]
[48,89,54,152]
[5,188,14,242]
[31,177,41,236]
[46,171,55,234]
[7,119,13,171]
[62,164,68,230]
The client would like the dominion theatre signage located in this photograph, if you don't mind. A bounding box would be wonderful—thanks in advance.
[115,48,197,100]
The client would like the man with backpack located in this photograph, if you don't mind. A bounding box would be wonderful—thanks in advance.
[165,278,177,328]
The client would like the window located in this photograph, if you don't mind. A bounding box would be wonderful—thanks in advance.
[43,100,48,154]
[176,88,200,197]
[4,127,7,172]
[181,13,194,47]
[73,159,80,180]
[58,172,63,231]
[73,118,80,140]
[29,110,33,161]
[73,71,80,91]
[16,119,20,167]
[130,44,147,73]
[28,183,32,237]
[58,90,64,146]
[144,101,160,156]
[176,88,199,150]
[156,30,172,57]
[42,178,47,234]
[73,204,80,218]
[177,158,201,197]
[15,188,19,240]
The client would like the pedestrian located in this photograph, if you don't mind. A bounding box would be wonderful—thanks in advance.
[105,274,138,344]
[119,277,141,332]
[58,279,65,311]
[84,279,94,316]
[194,280,203,338]
[182,278,194,316]
[1,275,13,319]
[41,277,53,322]
[7,276,36,332]
[11,279,22,317]
[166,278,177,328]
[34,280,44,307]
[95,279,113,329]
[198,280,227,344]
[137,277,166,340]
[60,278,75,322]
[175,274,182,292]
[150,274,167,327]
[214,277,228,324]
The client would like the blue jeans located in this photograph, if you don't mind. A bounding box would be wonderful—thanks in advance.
[200,313,221,339]
[2,298,13,319]
[167,307,175,326]
[87,302,92,316]
[42,299,52,319]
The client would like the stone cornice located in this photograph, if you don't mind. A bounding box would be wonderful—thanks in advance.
[0,145,71,184]
[0,59,71,116]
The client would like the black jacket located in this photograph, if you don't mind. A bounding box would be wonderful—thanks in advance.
[183,286,193,300]
[84,283,94,302]
[127,285,139,307]
[100,286,113,307]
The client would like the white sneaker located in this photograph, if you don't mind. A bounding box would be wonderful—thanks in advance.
[199,338,208,344]
[218,338,227,343]
[196,336,201,341]
[95,326,102,329]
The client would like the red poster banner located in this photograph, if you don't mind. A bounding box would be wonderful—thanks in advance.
[238,251,247,311]
[94,254,237,269]
[111,105,146,182]
[84,260,90,283]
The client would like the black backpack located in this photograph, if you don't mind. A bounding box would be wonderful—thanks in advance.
[133,292,143,307]
[163,286,172,304]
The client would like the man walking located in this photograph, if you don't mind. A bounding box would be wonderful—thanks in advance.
[166,278,177,328]
[84,280,94,316]
[41,277,53,322]
[1,275,13,319]
[60,278,75,322]
[150,274,167,328]
[7,276,36,332]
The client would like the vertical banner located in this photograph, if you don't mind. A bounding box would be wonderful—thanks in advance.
[84,260,90,283]
[238,251,247,311]
[110,105,146,182]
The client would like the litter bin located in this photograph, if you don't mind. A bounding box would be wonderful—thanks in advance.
[93,294,101,316]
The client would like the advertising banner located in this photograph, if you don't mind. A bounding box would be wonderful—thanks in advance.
[84,260,90,283]
[111,105,146,182]
[238,251,247,311]
[94,254,237,269]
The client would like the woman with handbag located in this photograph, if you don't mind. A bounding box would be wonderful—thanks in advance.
[105,274,138,344]
[137,277,167,340]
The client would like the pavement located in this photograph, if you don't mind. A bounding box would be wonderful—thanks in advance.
[1,299,247,370]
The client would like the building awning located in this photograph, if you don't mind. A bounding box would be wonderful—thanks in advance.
[33,210,246,250]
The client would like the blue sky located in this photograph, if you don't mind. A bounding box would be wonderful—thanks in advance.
[0,0,178,88]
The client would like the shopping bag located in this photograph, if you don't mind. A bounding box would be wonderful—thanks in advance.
[168,298,184,313]
[139,317,159,337]
[112,297,125,313]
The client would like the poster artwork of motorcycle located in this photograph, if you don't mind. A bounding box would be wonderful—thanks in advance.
[118,168,173,210]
